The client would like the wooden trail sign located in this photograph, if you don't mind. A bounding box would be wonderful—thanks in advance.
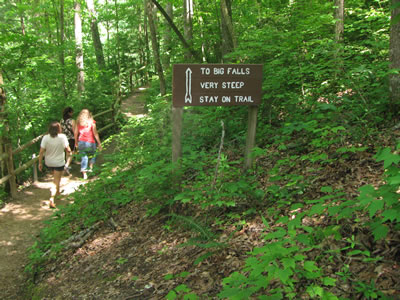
[173,64,263,107]
[172,64,263,170]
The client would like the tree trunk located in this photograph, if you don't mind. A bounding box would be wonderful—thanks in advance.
[162,2,173,69]
[74,2,85,96]
[390,0,400,115]
[220,0,235,60]
[0,71,6,181]
[146,0,166,95]
[18,0,26,35]
[0,71,17,198]
[335,0,344,43]
[86,0,106,69]
[183,0,193,60]
[105,0,111,65]
[60,0,67,98]
[334,0,344,77]
[114,0,122,95]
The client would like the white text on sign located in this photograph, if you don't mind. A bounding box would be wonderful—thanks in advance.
[200,67,251,75]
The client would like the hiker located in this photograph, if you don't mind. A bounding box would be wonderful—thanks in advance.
[74,109,102,179]
[38,121,71,208]
[60,107,76,175]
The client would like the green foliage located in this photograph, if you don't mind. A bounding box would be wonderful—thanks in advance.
[18,0,398,299]
[322,145,400,241]
[165,272,198,300]
[219,141,399,299]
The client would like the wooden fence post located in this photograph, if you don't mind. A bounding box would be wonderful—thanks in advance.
[5,140,17,198]
[32,154,38,182]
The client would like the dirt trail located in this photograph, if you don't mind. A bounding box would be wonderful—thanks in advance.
[0,89,146,300]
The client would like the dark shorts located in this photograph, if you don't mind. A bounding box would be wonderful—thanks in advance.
[46,165,65,172]
[68,139,76,151]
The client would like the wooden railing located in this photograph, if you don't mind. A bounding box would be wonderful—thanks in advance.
[0,98,121,198]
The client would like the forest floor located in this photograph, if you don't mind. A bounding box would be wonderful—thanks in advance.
[1,89,400,299]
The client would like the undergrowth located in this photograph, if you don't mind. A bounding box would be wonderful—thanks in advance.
[26,85,400,299]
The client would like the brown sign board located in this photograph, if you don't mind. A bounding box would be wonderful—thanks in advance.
[172,64,263,107]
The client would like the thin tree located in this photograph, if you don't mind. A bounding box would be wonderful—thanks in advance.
[60,0,67,97]
[390,0,400,115]
[162,2,173,69]
[335,0,344,43]
[220,0,236,60]
[0,71,17,198]
[183,0,193,60]
[334,0,344,77]
[74,1,85,96]
[145,0,166,95]
[86,0,106,69]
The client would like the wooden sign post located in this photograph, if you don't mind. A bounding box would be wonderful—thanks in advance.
[172,64,263,169]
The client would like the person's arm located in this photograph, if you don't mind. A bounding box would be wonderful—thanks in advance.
[92,122,102,151]
[65,146,72,155]
[71,119,76,137]
[38,147,45,172]
[74,122,79,147]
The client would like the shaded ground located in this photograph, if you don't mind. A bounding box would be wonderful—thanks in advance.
[0,88,146,300]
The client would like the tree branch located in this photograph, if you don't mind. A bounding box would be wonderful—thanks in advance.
[150,0,203,62]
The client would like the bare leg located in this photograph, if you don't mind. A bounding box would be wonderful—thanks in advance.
[49,170,63,208]
[65,153,72,168]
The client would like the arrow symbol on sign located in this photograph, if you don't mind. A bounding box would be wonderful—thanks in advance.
[185,68,192,104]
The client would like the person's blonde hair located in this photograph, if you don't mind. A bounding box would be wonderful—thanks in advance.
[77,109,93,127]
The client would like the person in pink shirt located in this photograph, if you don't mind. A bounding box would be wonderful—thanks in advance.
[74,109,102,179]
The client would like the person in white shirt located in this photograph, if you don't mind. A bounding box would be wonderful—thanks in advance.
[38,121,71,208]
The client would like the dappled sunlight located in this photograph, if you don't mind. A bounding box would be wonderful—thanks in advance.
[0,89,147,299]
[0,169,90,299]
[122,112,146,119]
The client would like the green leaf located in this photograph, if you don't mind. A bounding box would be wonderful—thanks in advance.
[183,293,199,300]
[179,271,190,278]
[375,148,400,168]
[322,292,339,300]
[331,126,346,133]
[175,284,191,293]
[368,199,384,218]
[264,228,287,240]
[304,261,319,272]
[308,203,325,215]
[371,223,389,241]
[322,277,337,286]
[381,209,400,222]
[281,257,296,270]
[387,174,400,185]
[307,285,324,297]
[166,290,177,300]
[296,234,312,246]
[321,186,333,193]
[276,267,293,284]
[261,215,270,229]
